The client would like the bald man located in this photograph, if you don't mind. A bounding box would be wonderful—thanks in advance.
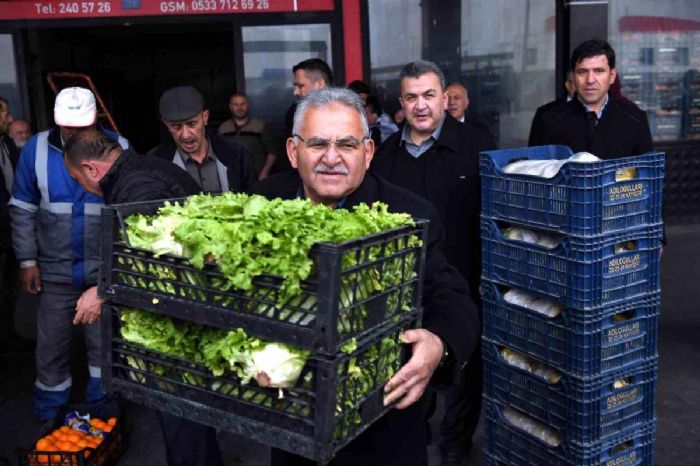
[9,119,32,149]
[445,83,470,123]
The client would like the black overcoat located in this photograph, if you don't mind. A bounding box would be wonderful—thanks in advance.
[371,114,496,301]
[528,94,653,159]
[250,171,479,466]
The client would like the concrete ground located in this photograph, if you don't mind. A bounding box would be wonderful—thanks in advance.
[0,224,697,465]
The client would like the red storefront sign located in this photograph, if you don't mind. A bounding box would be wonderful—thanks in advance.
[0,0,334,20]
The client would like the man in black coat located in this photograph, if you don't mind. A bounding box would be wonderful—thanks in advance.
[250,87,479,466]
[529,39,653,158]
[149,85,256,192]
[64,129,225,466]
[371,61,495,466]
[527,71,576,146]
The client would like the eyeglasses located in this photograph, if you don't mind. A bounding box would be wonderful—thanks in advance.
[293,134,368,155]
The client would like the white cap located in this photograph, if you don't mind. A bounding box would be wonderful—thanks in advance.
[54,87,97,127]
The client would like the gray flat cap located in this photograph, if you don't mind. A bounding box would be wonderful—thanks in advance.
[159,86,204,122]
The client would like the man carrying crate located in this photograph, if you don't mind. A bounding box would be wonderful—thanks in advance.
[63,130,226,466]
[250,87,480,466]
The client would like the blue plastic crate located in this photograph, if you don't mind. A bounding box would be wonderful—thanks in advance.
[480,145,665,236]
[481,218,662,309]
[484,399,656,466]
[483,339,657,443]
[482,282,659,377]
[483,449,652,466]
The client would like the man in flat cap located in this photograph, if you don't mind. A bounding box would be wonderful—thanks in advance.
[149,85,255,193]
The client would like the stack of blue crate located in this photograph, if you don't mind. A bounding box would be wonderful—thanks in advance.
[478,145,664,465]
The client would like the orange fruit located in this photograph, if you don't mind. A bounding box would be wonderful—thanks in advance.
[67,433,81,443]
[36,437,53,450]
[57,440,75,451]
[84,449,92,458]
[107,417,118,426]
[59,425,72,433]
[50,454,62,463]
[89,418,103,427]
[36,454,49,463]
[101,424,113,433]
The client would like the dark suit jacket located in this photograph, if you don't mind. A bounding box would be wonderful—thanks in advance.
[250,171,479,466]
[528,97,569,146]
[371,114,496,302]
[528,94,653,159]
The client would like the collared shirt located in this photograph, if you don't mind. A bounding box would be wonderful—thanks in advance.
[177,138,222,193]
[578,94,609,120]
[400,115,446,158]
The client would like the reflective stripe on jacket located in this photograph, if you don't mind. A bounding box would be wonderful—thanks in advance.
[9,127,129,288]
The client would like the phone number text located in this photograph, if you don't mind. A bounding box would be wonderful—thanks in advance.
[162,0,271,13]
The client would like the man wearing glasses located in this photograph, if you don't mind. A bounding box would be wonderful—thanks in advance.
[250,87,479,466]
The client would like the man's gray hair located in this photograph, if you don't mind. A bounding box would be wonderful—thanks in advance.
[293,87,369,137]
[399,60,446,90]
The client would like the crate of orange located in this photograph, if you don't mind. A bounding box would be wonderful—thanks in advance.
[18,401,126,466]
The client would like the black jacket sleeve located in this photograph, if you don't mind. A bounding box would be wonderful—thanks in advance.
[528,107,546,146]
[118,178,175,203]
[416,204,480,387]
[210,132,256,192]
[238,145,257,190]
[636,111,654,155]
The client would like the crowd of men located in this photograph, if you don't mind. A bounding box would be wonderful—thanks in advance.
[0,38,654,466]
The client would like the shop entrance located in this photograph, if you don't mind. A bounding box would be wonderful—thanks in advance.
[21,12,338,154]
[29,21,237,152]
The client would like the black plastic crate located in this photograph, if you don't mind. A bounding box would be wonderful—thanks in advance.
[482,282,659,377]
[102,305,420,463]
[483,339,657,443]
[484,399,655,466]
[99,199,428,356]
[480,146,664,236]
[481,218,662,309]
[18,400,126,466]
